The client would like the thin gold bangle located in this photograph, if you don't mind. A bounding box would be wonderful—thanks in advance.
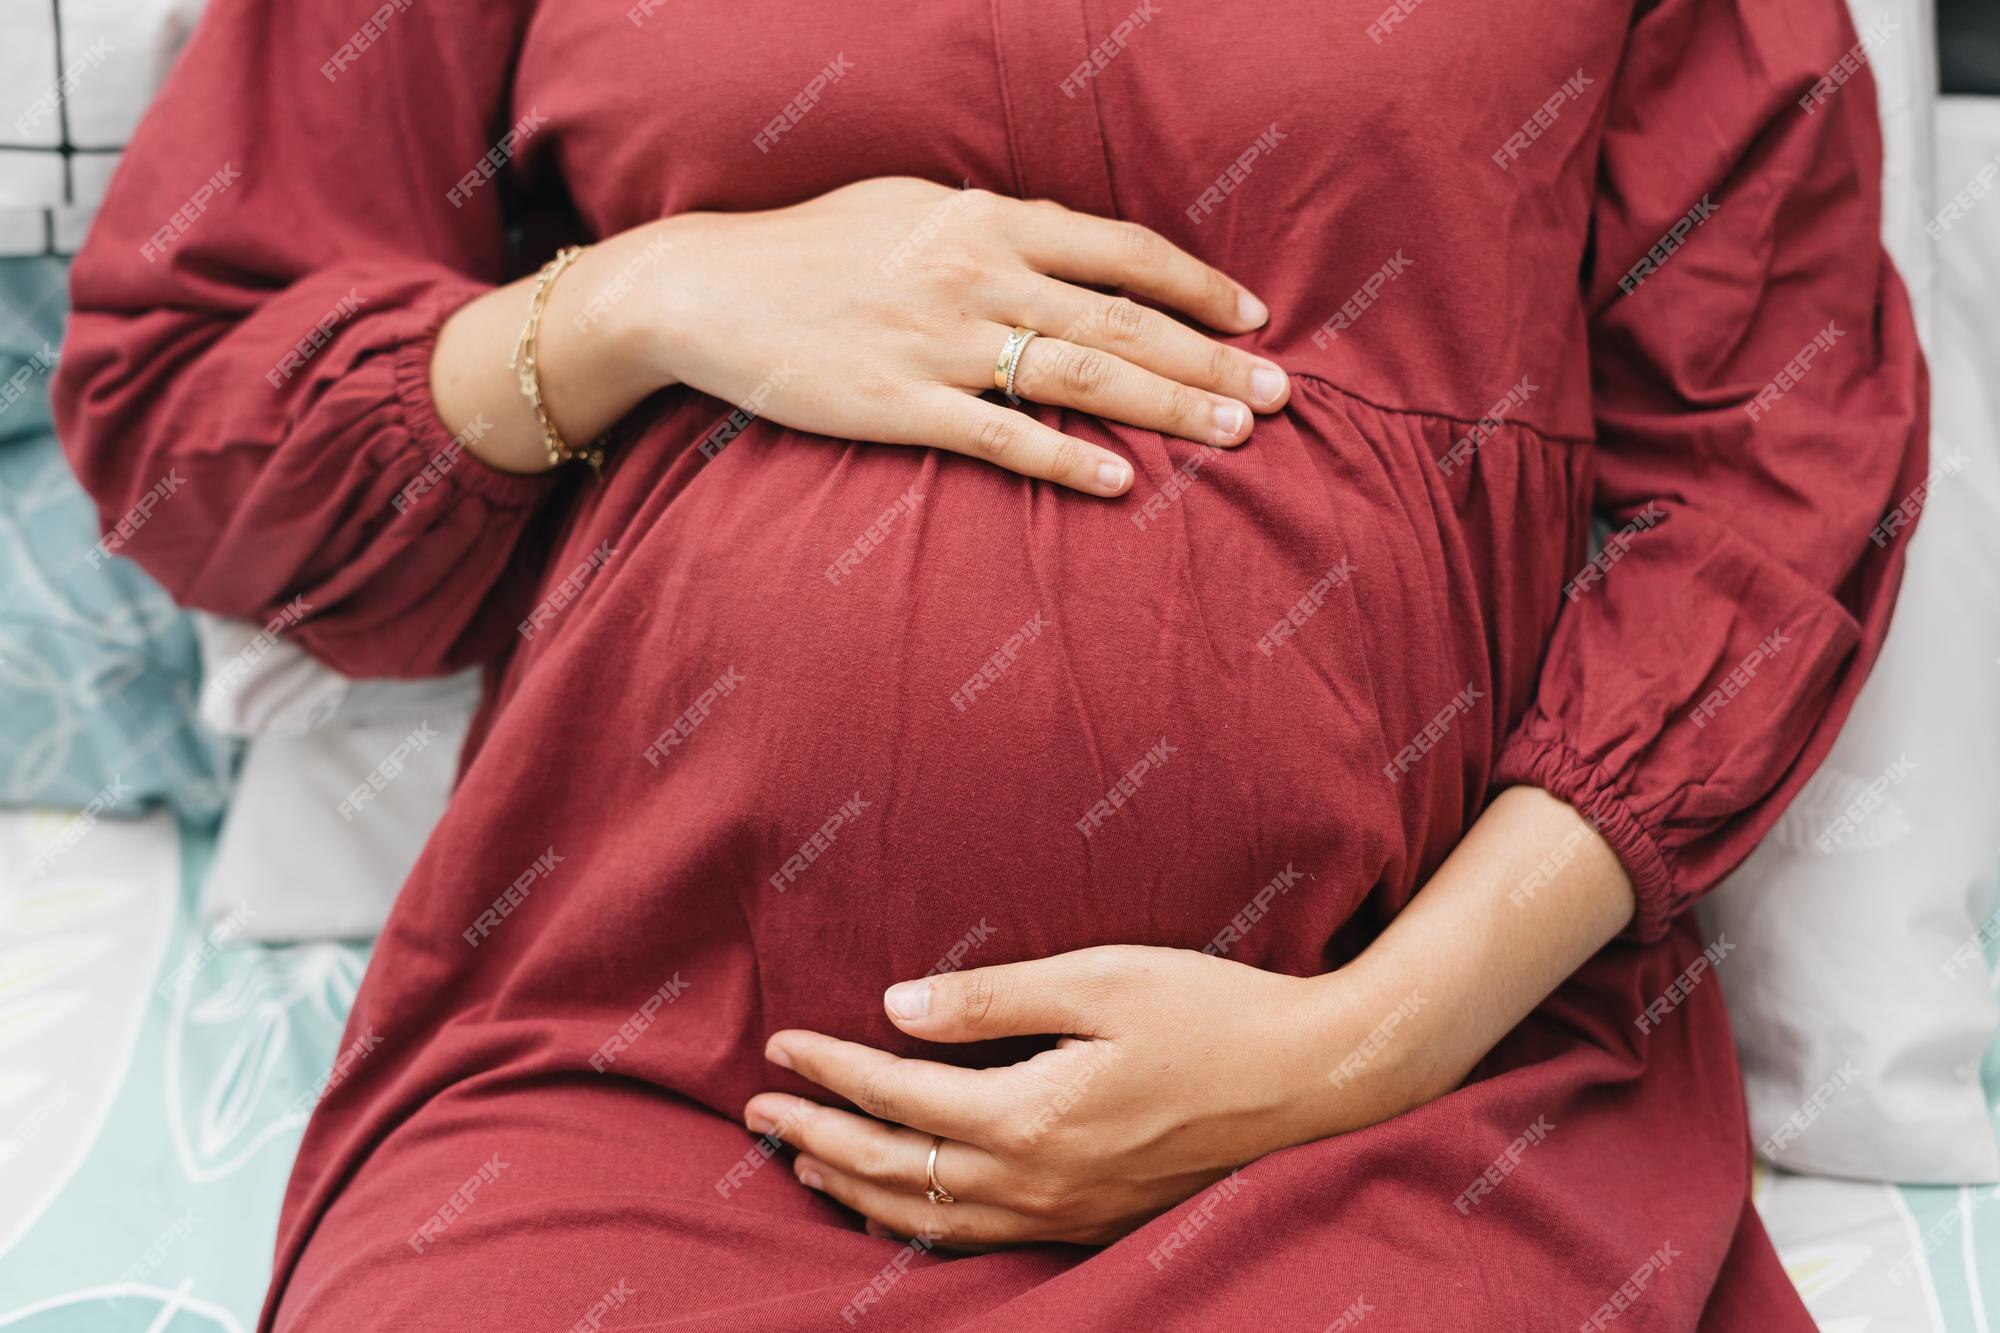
[508,245,606,472]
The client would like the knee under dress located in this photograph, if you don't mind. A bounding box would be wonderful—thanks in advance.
[53,1,1928,1328]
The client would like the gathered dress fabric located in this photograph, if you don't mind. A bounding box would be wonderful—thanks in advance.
[53,0,1927,1328]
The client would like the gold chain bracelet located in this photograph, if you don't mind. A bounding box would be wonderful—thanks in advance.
[508,245,606,471]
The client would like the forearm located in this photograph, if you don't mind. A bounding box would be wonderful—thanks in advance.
[429,221,681,475]
[1297,786,1636,1133]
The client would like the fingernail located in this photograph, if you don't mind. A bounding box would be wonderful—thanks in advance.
[1210,401,1248,444]
[1237,291,1268,327]
[885,979,931,1021]
[747,1114,775,1136]
[1096,459,1130,493]
[797,1162,824,1191]
[767,1042,795,1071]
[1251,365,1286,408]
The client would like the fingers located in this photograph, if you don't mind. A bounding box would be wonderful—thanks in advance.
[916,390,1133,496]
[792,1153,1038,1250]
[1017,280,1290,414]
[743,1093,1005,1201]
[765,1030,1016,1142]
[880,947,1119,1043]
[1007,335,1253,448]
[1005,202,1267,336]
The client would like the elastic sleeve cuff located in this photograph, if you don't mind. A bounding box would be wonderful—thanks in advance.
[1491,733,1679,942]
[390,280,559,511]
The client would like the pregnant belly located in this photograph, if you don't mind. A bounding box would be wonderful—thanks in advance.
[494,378,1579,1064]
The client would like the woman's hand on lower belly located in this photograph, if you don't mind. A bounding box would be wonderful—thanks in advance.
[742,787,1637,1251]
[742,944,1428,1250]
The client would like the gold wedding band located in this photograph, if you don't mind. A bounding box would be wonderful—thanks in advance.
[925,1135,957,1205]
[993,325,1040,397]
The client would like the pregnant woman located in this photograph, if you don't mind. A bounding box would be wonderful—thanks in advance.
[56,0,1925,1328]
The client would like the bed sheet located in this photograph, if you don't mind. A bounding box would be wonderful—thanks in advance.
[0,810,365,1330]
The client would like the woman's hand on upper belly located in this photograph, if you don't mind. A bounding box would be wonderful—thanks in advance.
[618,177,1292,494]
[741,944,1414,1250]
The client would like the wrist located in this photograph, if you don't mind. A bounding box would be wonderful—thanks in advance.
[550,218,692,400]
[600,215,705,395]
[1297,955,1438,1133]
[430,221,696,478]
[1290,787,1636,1140]
[1239,963,1427,1155]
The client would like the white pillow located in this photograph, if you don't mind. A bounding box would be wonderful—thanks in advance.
[1698,64,2000,1182]
[202,703,474,941]
[192,613,479,941]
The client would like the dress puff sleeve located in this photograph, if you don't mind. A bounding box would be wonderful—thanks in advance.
[51,0,557,679]
[1492,0,1930,940]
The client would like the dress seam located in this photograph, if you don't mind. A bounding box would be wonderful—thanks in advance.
[1075,0,1125,222]
[988,0,1029,200]
[1286,369,1597,448]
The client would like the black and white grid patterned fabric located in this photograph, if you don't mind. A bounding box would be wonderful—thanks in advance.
[0,0,205,257]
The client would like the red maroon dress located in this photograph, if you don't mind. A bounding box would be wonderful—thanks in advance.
[54,0,1927,1328]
